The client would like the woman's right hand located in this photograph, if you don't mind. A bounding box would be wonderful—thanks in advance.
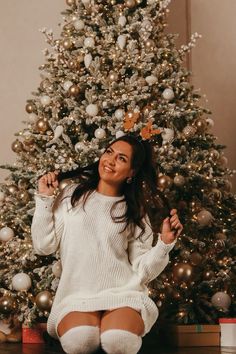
[37,171,59,196]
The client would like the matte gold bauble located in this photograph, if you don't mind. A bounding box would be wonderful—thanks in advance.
[25,103,35,114]
[190,252,202,266]
[35,291,53,311]
[0,296,16,314]
[108,72,119,82]
[35,119,49,133]
[11,140,23,153]
[173,263,194,283]
[66,0,76,6]
[62,38,73,50]
[194,118,207,133]
[157,175,173,190]
[125,0,136,7]
[68,84,80,97]
[8,185,19,194]
[18,190,30,204]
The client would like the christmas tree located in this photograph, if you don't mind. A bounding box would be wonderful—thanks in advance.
[0,0,235,331]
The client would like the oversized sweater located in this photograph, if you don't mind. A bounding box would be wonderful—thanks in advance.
[31,184,176,339]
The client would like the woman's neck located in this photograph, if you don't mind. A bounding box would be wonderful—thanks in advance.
[96,180,123,197]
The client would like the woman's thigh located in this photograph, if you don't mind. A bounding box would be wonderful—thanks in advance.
[57,311,103,337]
[100,307,145,336]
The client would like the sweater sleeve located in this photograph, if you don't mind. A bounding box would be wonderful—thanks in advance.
[128,215,176,285]
[31,185,73,256]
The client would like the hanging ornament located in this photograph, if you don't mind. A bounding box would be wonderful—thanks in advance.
[140,120,161,140]
[63,80,73,91]
[0,227,14,242]
[84,37,95,48]
[94,128,106,139]
[211,292,231,311]
[173,263,194,283]
[84,53,92,68]
[35,291,53,312]
[123,110,140,131]
[0,296,16,314]
[114,109,124,120]
[66,0,76,5]
[67,59,78,70]
[118,16,127,27]
[206,118,214,128]
[108,71,119,83]
[8,184,18,194]
[189,252,202,266]
[17,190,30,204]
[145,75,158,85]
[52,261,62,278]
[68,85,80,97]
[62,38,73,50]
[11,140,24,153]
[144,39,155,51]
[75,141,86,152]
[40,95,51,106]
[12,273,32,291]
[86,104,99,117]
[35,119,50,133]
[25,102,35,114]
[157,175,173,190]
[182,125,197,139]
[117,35,127,50]
[202,270,215,280]
[162,88,175,101]
[73,19,85,30]
[197,209,213,227]
[194,118,207,134]
[173,175,185,187]
[161,128,174,144]
[116,130,125,139]
[125,0,136,8]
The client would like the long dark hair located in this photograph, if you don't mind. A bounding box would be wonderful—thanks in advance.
[57,135,170,239]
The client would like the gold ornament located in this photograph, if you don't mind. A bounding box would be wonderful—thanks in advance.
[194,118,207,133]
[125,0,136,7]
[35,119,49,133]
[182,125,197,139]
[11,140,23,153]
[157,175,173,190]
[197,209,213,227]
[68,59,79,70]
[8,185,19,194]
[68,85,80,97]
[189,252,202,266]
[25,103,35,114]
[173,263,194,283]
[17,190,30,204]
[66,0,76,6]
[62,38,73,50]
[108,72,119,82]
[35,291,53,311]
[209,149,220,160]
[202,270,215,280]
[0,296,16,314]
[173,175,185,187]
[145,39,155,50]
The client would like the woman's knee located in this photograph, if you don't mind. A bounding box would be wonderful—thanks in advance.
[101,329,142,354]
[60,325,100,354]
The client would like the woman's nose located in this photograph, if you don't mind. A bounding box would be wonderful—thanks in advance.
[107,156,115,166]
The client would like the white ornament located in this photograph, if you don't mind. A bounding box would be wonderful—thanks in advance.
[40,95,51,106]
[0,227,14,242]
[211,292,231,310]
[206,118,214,128]
[0,191,5,202]
[63,80,73,91]
[84,37,95,48]
[145,75,158,85]
[48,125,64,145]
[116,130,125,139]
[162,88,175,101]
[73,19,85,30]
[52,261,62,278]
[95,128,106,139]
[117,35,127,50]
[75,142,86,152]
[84,53,92,68]
[118,16,127,27]
[28,113,38,123]
[161,128,174,144]
[114,109,124,120]
[86,104,99,117]
[12,273,32,291]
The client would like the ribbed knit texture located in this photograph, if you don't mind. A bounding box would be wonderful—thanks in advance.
[31,185,176,339]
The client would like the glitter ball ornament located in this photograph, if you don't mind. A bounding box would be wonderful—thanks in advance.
[40,95,51,106]
[197,210,213,227]
[86,104,99,117]
[95,128,106,139]
[162,88,174,101]
[0,227,14,242]
[35,291,53,311]
[73,19,85,30]
[12,273,32,291]
[11,140,24,153]
[182,125,197,139]
[28,113,38,123]
[211,292,231,311]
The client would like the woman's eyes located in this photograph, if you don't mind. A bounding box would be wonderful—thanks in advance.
[105,149,127,162]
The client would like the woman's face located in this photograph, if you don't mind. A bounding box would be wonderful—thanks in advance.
[98,140,134,187]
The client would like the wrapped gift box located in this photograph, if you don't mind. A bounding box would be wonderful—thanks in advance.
[22,322,47,343]
[159,324,220,347]
[219,318,236,347]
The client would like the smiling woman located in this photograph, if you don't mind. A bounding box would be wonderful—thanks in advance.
[31,134,183,354]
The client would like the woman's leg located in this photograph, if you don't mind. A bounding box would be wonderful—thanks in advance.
[57,311,102,354]
[100,307,144,354]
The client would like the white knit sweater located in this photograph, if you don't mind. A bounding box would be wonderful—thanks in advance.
[31,184,176,339]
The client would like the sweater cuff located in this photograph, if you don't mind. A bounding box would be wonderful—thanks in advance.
[34,192,56,209]
[156,233,177,256]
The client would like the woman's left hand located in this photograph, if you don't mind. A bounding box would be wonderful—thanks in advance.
[160,209,183,244]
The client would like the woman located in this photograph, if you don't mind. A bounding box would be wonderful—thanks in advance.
[31,135,183,354]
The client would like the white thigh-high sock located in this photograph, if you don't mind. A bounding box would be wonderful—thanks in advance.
[59,325,100,354]
[101,329,142,354]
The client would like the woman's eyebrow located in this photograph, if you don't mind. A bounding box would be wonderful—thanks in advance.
[109,146,128,159]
